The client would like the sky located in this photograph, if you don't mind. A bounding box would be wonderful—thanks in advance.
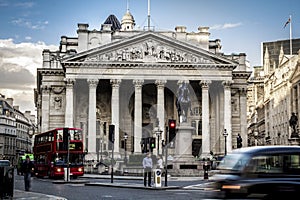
[0,0,300,114]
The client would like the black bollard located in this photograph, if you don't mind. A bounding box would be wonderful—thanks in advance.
[203,161,209,180]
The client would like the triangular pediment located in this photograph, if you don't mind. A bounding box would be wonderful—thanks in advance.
[61,31,237,66]
[290,62,300,83]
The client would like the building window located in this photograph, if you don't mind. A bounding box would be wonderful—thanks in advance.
[193,107,199,116]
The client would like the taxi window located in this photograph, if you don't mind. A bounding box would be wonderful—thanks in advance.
[245,155,283,174]
[218,153,250,171]
[245,153,300,174]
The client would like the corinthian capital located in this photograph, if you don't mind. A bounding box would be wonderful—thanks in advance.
[155,80,167,89]
[110,79,122,88]
[64,78,75,85]
[87,79,99,88]
[133,79,144,88]
[222,80,232,89]
[200,80,212,89]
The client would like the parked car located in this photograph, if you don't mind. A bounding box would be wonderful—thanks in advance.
[210,146,300,199]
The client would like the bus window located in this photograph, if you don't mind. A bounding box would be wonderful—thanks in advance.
[57,131,63,141]
[49,132,54,142]
[70,129,82,140]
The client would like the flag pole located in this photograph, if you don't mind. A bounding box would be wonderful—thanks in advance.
[290,15,292,56]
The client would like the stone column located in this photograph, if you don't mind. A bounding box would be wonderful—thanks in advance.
[292,86,297,114]
[41,85,50,132]
[133,79,144,153]
[200,80,211,157]
[223,81,232,153]
[87,79,99,155]
[297,84,300,116]
[239,88,247,147]
[64,78,75,128]
[110,79,121,155]
[155,79,166,153]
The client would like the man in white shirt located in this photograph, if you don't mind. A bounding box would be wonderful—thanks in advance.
[156,155,163,169]
[142,152,153,187]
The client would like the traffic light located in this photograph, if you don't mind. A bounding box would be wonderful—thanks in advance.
[168,119,176,142]
[109,125,115,143]
[150,137,156,149]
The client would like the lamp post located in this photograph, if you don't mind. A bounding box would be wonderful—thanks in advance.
[123,132,128,164]
[223,129,228,156]
[155,129,162,156]
[100,138,103,162]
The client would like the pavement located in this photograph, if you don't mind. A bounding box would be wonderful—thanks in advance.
[12,173,212,199]
[13,189,67,200]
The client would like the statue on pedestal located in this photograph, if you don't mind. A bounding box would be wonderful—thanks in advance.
[176,82,192,123]
[289,112,299,138]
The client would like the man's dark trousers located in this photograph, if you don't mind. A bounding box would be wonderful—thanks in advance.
[144,167,152,186]
[24,172,31,191]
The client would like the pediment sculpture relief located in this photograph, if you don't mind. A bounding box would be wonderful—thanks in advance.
[84,39,214,64]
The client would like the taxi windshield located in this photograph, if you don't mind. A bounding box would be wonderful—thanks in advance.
[217,153,250,171]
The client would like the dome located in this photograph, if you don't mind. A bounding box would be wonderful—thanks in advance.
[121,11,135,24]
[121,10,135,31]
[102,14,121,31]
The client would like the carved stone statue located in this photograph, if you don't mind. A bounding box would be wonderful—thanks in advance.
[176,82,192,123]
[289,112,299,138]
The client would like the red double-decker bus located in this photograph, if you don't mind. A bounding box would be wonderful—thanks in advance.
[33,128,84,178]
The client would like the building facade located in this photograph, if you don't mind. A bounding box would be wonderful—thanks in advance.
[35,12,251,161]
[248,39,300,146]
[0,95,16,162]
[0,94,34,165]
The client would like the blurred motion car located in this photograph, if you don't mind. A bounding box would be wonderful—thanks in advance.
[210,146,300,199]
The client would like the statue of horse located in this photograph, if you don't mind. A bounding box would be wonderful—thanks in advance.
[176,82,192,123]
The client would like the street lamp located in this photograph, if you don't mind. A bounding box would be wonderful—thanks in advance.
[155,129,162,156]
[100,138,103,162]
[123,132,128,164]
[223,129,228,155]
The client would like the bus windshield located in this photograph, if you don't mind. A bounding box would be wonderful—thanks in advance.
[54,153,83,166]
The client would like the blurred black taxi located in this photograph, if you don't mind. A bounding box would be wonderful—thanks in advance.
[211,146,300,199]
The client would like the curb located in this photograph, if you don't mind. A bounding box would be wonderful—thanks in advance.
[85,182,181,190]
[52,180,90,184]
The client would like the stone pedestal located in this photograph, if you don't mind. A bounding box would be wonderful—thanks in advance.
[171,123,199,175]
[174,123,194,161]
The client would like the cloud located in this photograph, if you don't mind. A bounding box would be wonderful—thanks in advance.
[210,22,242,30]
[11,18,49,30]
[14,1,35,8]
[0,38,57,113]
[0,0,35,8]
[0,38,57,75]
[0,63,35,89]
[0,0,8,7]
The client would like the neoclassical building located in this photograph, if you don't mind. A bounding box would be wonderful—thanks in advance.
[35,11,250,161]
[248,39,300,146]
